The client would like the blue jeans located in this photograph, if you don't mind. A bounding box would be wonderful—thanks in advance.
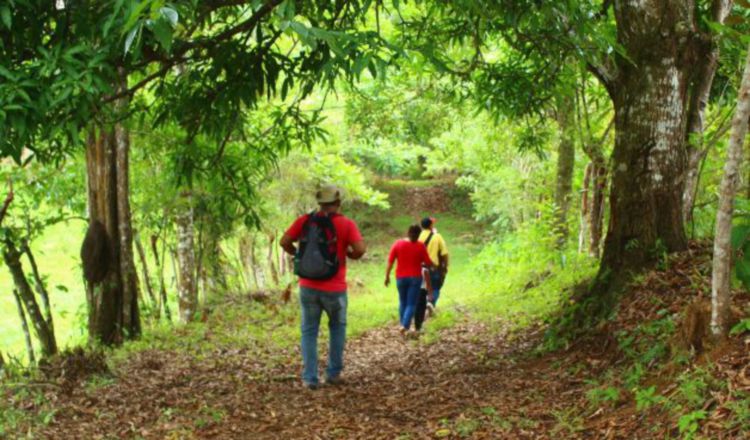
[430,270,444,305]
[396,277,422,329]
[299,287,347,385]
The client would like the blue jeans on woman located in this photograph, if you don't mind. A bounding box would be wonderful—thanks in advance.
[299,287,347,386]
[396,277,422,329]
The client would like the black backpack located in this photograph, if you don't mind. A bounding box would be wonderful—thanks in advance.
[294,211,340,280]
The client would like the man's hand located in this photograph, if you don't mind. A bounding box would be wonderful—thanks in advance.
[427,291,434,303]
[384,276,390,287]
[348,240,366,260]
[279,233,297,256]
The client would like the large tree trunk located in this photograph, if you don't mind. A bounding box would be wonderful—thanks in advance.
[175,190,198,322]
[83,71,140,344]
[710,43,750,337]
[598,0,701,274]
[4,238,57,357]
[554,95,576,247]
[683,0,732,224]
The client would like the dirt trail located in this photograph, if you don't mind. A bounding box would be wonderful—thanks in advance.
[25,241,750,439]
[25,305,750,439]
[35,313,603,440]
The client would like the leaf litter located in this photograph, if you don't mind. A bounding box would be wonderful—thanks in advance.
[2,241,749,439]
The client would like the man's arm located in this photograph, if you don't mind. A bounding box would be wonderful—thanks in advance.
[385,242,396,286]
[347,240,366,260]
[279,233,297,256]
[438,237,449,273]
[439,253,450,273]
[424,268,433,301]
[384,260,394,286]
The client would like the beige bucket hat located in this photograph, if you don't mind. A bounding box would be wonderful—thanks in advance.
[316,184,342,204]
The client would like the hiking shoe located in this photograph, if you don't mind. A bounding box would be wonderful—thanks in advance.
[426,303,435,317]
[303,382,319,390]
[325,376,345,386]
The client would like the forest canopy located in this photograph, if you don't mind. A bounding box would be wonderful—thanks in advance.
[2,1,750,438]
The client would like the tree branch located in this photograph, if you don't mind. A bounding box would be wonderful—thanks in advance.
[106,0,284,104]
[0,181,14,227]
[586,62,615,97]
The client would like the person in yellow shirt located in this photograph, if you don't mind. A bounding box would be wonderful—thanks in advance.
[418,217,449,309]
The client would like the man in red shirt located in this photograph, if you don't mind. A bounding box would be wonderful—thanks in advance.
[280,184,366,390]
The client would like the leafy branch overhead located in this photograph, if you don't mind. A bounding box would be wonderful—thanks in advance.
[0,0,397,163]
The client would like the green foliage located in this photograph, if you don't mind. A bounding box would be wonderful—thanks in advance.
[1,0,395,163]
[730,318,750,335]
[550,408,584,436]
[634,386,668,412]
[676,368,714,410]
[730,200,750,290]
[678,410,707,439]
[586,385,621,408]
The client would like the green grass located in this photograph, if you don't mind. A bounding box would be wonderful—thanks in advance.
[0,220,182,363]
[0,221,89,362]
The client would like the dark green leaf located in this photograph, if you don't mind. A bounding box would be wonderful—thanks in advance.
[731,223,750,249]
[124,23,141,55]
[1,6,11,30]
[151,17,173,52]
[735,257,750,290]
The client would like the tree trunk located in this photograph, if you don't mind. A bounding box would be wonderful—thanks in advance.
[115,107,139,339]
[599,1,700,274]
[578,163,592,253]
[83,71,140,345]
[267,233,279,285]
[589,158,607,258]
[13,289,35,365]
[201,236,227,297]
[135,233,158,318]
[682,0,732,224]
[175,190,198,322]
[151,233,172,321]
[239,234,254,289]
[554,95,576,247]
[249,234,264,289]
[21,240,54,333]
[710,43,750,337]
[4,238,56,357]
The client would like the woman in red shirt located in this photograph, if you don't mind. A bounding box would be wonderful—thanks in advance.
[385,225,434,334]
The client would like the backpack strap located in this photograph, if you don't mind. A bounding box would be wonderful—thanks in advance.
[299,211,316,242]
[424,231,435,247]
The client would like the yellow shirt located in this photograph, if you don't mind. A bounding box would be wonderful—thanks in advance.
[418,230,448,265]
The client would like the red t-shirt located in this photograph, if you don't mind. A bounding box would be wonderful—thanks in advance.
[388,239,433,278]
[285,213,363,292]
